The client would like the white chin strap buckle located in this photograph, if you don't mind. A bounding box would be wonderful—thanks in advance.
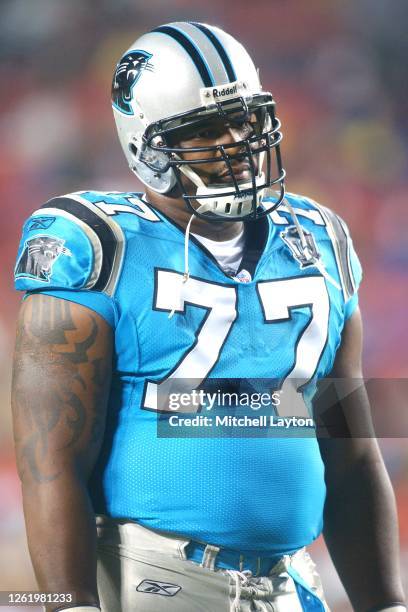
[195,179,265,218]
[178,162,265,219]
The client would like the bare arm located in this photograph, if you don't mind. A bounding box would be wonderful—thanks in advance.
[316,308,405,611]
[11,294,113,610]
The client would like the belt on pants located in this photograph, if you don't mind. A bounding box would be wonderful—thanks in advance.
[185,539,302,576]
[96,516,305,577]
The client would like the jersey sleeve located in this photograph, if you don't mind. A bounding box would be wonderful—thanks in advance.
[343,234,363,320]
[313,202,363,319]
[14,199,118,327]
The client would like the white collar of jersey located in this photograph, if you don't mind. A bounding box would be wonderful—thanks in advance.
[191,226,244,251]
[192,227,245,276]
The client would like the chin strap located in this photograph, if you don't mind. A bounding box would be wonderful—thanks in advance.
[178,160,207,191]
[168,204,208,319]
[183,211,195,283]
[178,158,265,219]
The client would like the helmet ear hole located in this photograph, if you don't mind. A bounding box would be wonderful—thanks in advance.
[129,143,138,157]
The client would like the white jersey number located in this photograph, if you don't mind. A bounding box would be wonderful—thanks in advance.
[143,271,237,412]
[257,276,329,417]
[143,272,329,414]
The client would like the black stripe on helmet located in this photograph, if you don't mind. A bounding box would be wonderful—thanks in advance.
[189,22,237,83]
[153,25,215,87]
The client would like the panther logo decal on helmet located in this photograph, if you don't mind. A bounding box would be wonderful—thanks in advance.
[112,50,154,115]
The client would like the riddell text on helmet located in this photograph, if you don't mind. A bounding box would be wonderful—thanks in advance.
[213,84,238,97]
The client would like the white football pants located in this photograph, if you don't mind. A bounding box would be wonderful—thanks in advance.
[96,515,330,612]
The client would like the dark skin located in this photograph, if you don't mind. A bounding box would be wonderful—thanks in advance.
[317,308,405,609]
[146,113,256,240]
[12,294,112,610]
[11,121,405,610]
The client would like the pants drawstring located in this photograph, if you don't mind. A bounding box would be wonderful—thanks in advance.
[227,569,252,611]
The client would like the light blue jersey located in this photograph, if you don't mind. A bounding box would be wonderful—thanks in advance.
[14,190,362,556]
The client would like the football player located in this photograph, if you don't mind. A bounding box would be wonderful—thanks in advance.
[12,22,406,612]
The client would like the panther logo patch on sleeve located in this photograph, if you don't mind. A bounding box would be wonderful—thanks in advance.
[15,235,72,282]
[112,50,154,115]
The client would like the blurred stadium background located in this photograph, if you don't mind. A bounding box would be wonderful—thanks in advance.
[0,1,407,610]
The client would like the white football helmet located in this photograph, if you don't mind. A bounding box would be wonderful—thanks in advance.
[112,21,285,221]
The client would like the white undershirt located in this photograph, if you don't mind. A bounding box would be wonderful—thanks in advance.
[192,227,245,275]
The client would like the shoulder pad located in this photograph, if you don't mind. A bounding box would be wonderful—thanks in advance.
[301,197,362,301]
[75,190,161,223]
[269,192,327,227]
[14,193,126,295]
[270,193,362,301]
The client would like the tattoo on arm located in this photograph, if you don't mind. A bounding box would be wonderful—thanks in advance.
[12,295,112,484]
